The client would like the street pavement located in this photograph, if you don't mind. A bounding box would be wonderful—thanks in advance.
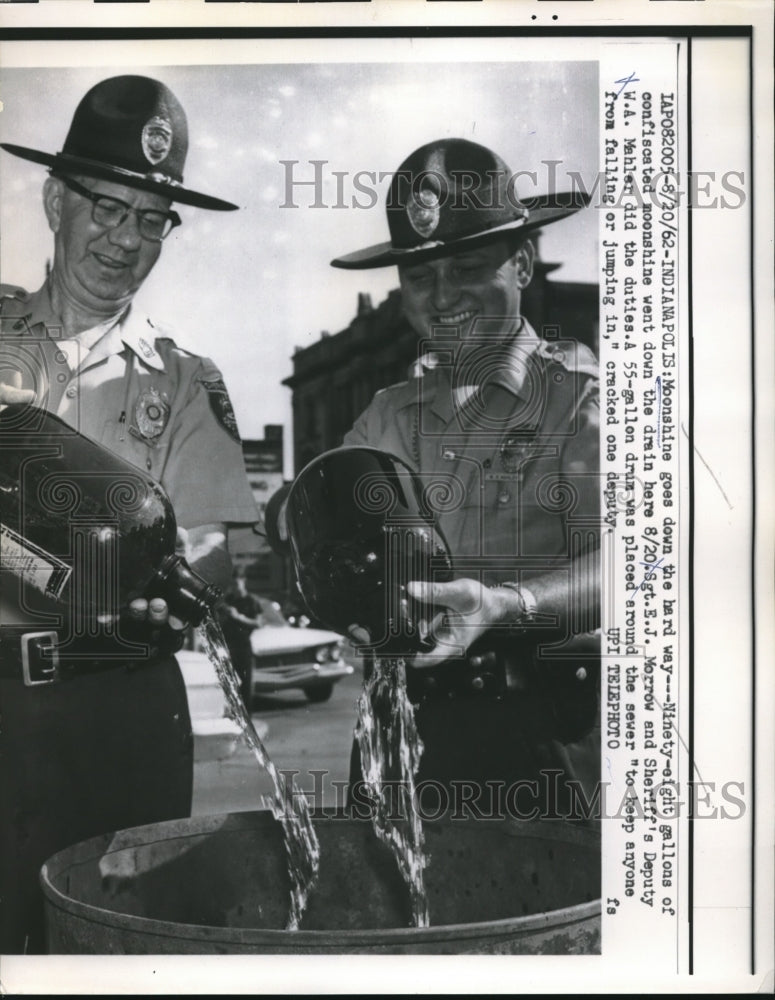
[191,654,364,817]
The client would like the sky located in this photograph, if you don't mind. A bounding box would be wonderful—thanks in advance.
[0,44,599,473]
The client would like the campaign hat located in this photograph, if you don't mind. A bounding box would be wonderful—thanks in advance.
[1,75,237,211]
[331,137,588,269]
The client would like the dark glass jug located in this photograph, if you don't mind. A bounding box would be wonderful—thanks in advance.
[0,404,219,644]
[285,446,453,656]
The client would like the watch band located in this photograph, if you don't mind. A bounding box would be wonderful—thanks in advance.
[493,581,538,628]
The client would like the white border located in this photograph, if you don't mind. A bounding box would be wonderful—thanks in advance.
[0,2,772,995]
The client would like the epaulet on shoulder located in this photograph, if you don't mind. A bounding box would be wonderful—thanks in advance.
[142,315,184,351]
[0,285,29,320]
[0,284,29,302]
[374,379,412,400]
[537,338,599,378]
[153,334,180,353]
[146,327,195,362]
[143,316,175,343]
[156,337,215,375]
[573,342,600,379]
[148,329,206,364]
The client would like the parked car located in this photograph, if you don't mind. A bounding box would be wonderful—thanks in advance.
[249,596,353,702]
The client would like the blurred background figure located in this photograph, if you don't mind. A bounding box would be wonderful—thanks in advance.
[219,567,264,706]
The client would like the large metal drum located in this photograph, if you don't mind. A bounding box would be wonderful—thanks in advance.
[41,811,600,954]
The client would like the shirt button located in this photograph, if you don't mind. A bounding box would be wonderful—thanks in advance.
[498,490,511,505]
[65,385,78,398]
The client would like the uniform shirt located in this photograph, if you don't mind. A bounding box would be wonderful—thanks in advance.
[0,283,222,951]
[344,320,601,812]
[0,284,258,530]
[343,320,600,584]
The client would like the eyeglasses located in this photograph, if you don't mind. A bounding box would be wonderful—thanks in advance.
[59,176,181,243]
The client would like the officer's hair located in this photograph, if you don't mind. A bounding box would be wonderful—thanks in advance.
[505,232,534,258]
[49,170,89,187]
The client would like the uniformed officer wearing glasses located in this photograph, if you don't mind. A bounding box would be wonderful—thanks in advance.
[0,75,258,952]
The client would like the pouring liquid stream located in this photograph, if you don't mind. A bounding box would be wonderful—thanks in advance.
[197,614,320,931]
[354,655,430,928]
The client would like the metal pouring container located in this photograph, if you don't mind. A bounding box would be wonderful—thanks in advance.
[41,810,600,954]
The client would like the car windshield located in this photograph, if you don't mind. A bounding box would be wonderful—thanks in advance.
[255,596,289,627]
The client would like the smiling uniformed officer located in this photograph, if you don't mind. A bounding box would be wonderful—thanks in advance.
[0,75,258,952]
[336,139,601,821]
[270,138,601,823]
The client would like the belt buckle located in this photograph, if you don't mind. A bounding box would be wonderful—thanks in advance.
[21,631,60,686]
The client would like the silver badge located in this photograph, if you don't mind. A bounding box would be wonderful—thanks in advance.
[141,115,173,166]
[134,387,170,440]
[407,180,441,238]
[499,434,537,474]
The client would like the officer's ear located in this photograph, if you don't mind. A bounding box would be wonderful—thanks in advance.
[513,239,534,289]
[43,176,65,234]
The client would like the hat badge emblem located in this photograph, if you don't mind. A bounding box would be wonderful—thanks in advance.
[141,115,173,166]
[407,179,441,238]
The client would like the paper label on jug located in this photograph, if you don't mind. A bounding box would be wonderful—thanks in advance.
[0,524,71,599]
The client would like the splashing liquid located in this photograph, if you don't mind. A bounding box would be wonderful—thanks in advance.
[197,614,320,930]
[354,655,430,928]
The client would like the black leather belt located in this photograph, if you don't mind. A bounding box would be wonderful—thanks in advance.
[400,631,601,743]
[405,632,598,699]
[0,630,153,686]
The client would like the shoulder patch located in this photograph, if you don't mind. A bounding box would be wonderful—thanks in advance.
[200,375,241,443]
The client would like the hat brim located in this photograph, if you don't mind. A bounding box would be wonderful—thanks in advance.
[330,193,590,270]
[1,144,238,211]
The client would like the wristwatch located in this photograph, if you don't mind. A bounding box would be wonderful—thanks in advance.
[493,581,538,630]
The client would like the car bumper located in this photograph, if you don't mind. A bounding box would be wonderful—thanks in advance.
[251,660,354,693]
